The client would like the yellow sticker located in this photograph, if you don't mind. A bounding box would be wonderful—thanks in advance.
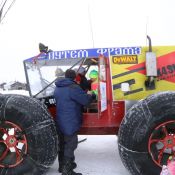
[112,55,138,64]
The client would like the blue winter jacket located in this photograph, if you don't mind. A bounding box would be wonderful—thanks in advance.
[54,78,93,135]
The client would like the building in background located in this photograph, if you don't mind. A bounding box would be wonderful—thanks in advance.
[3,81,27,91]
[0,82,6,90]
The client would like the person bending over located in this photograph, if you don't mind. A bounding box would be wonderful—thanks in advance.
[54,69,95,175]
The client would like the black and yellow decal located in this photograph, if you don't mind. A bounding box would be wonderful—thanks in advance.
[112,55,138,64]
[110,46,175,101]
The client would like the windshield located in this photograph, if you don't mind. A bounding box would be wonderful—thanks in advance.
[23,54,98,98]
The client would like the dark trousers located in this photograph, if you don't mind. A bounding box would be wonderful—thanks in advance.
[57,129,78,164]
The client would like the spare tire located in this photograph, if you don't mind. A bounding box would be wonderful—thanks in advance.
[0,94,58,175]
[118,91,175,175]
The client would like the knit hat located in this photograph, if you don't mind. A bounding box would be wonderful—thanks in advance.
[89,70,98,78]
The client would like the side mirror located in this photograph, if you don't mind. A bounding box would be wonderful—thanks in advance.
[39,43,48,53]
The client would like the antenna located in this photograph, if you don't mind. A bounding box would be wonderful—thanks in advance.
[145,16,149,46]
[88,4,95,48]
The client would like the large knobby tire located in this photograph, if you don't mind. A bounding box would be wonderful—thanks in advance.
[0,94,58,175]
[118,91,175,175]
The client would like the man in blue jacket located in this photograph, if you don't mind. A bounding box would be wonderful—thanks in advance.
[54,69,95,175]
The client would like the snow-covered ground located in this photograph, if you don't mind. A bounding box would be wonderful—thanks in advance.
[0,90,29,96]
[47,135,130,175]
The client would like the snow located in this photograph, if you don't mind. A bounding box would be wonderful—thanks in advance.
[47,135,130,175]
[0,90,29,96]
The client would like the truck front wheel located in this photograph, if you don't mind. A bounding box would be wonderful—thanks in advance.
[118,91,175,175]
[0,94,58,175]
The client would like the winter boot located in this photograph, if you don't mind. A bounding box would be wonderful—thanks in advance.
[59,161,77,173]
[62,159,82,175]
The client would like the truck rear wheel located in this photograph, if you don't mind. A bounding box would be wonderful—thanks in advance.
[118,91,175,175]
[0,94,58,175]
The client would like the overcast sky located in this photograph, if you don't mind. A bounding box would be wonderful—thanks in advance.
[0,0,175,83]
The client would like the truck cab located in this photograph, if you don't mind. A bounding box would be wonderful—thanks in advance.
[23,47,129,134]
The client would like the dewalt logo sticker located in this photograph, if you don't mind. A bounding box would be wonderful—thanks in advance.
[112,55,138,64]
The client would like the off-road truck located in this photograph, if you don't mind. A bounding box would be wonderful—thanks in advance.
[0,36,175,175]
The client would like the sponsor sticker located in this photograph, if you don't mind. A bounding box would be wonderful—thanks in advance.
[112,55,138,64]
